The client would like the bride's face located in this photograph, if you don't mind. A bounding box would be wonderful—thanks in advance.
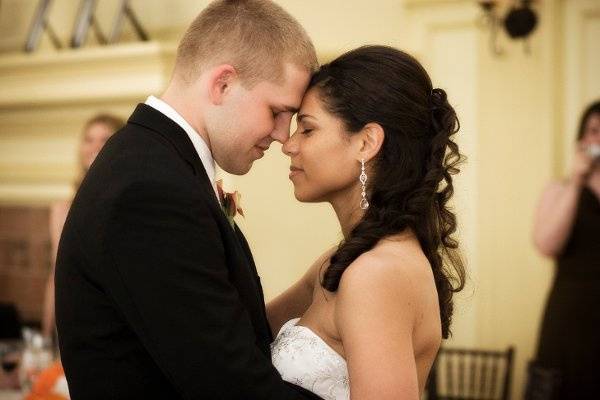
[282,89,360,202]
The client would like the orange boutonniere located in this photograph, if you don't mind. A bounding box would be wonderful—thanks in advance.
[216,179,244,227]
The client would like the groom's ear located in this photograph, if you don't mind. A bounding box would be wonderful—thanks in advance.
[207,64,237,105]
[357,122,385,162]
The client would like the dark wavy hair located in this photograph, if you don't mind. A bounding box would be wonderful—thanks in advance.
[311,46,466,339]
[576,100,600,141]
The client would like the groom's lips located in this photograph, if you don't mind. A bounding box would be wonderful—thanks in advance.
[254,145,269,158]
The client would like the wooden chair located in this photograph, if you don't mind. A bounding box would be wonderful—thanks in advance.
[426,346,515,400]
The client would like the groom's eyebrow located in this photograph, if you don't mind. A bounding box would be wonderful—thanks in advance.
[282,105,299,113]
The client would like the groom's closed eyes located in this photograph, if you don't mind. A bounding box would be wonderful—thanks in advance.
[273,105,300,116]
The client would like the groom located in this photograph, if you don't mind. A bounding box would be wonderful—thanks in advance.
[55,1,320,399]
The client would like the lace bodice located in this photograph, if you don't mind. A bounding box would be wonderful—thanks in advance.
[271,318,349,400]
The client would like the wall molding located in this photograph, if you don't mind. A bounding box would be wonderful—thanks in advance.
[0,41,177,204]
[0,41,177,109]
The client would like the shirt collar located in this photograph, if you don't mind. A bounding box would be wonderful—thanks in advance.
[145,95,216,185]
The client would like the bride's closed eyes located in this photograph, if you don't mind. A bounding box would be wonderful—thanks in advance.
[293,119,313,134]
[296,115,317,136]
[293,123,314,136]
[299,125,314,135]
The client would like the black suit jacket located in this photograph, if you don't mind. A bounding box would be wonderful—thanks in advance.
[55,104,321,400]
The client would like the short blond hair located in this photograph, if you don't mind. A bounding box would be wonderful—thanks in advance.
[175,0,318,86]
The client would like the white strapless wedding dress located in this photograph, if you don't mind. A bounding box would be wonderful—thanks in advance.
[271,318,350,400]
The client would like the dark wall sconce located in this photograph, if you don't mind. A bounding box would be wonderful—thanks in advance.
[479,0,538,56]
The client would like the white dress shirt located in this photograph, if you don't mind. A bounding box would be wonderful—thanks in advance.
[145,95,220,202]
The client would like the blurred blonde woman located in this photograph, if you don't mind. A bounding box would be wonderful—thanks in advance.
[42,114,124,339]
[530,100,600,398]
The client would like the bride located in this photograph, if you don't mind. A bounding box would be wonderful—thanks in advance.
[268,45,466,400]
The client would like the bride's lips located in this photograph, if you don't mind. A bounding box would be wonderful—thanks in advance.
[289,166,303,179]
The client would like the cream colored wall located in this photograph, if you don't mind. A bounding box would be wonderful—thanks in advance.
[562,0,600,172]
[1,1,598,398]
[0,42,175,205]
[477,1,599,398]
[404,0,482,350]
[475,1,560,397]
[403,1,599,399]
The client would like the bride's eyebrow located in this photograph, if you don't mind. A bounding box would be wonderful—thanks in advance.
[297,113,316,122]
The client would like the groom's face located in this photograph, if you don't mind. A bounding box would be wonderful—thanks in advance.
[209,63,310,175]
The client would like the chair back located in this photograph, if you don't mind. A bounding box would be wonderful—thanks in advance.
[426,346,515,400]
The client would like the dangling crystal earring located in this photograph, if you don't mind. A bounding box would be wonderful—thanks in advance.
[359,159,369,210]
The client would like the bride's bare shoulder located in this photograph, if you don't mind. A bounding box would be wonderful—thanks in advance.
[337,233,434,302]
[334,234,439,352]
[353,232,430,274]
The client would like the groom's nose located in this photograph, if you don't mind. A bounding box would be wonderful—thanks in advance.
[271,128,290,144]
[270,117,292,144]
[271,130,290,144]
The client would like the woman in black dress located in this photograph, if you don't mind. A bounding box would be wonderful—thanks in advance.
[531,100,600,399]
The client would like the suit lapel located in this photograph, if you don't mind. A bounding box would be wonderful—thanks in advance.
[128,104,203,177]
[127,104,272,350]
[128,104,224,213]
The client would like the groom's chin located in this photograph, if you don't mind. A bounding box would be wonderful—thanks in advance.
[221,160,253,176]
[230,166,252,176]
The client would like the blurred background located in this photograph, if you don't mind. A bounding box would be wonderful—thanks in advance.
[0,0,598,399]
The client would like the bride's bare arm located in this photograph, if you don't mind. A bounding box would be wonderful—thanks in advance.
[266,246,336,337]
[336,250,430,400]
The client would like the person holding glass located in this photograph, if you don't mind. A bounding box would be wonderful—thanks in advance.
[531,100,600,398]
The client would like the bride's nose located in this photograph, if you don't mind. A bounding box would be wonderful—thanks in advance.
[282,132,299,156]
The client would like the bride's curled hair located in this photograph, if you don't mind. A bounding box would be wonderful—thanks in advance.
[312,45,465,339]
